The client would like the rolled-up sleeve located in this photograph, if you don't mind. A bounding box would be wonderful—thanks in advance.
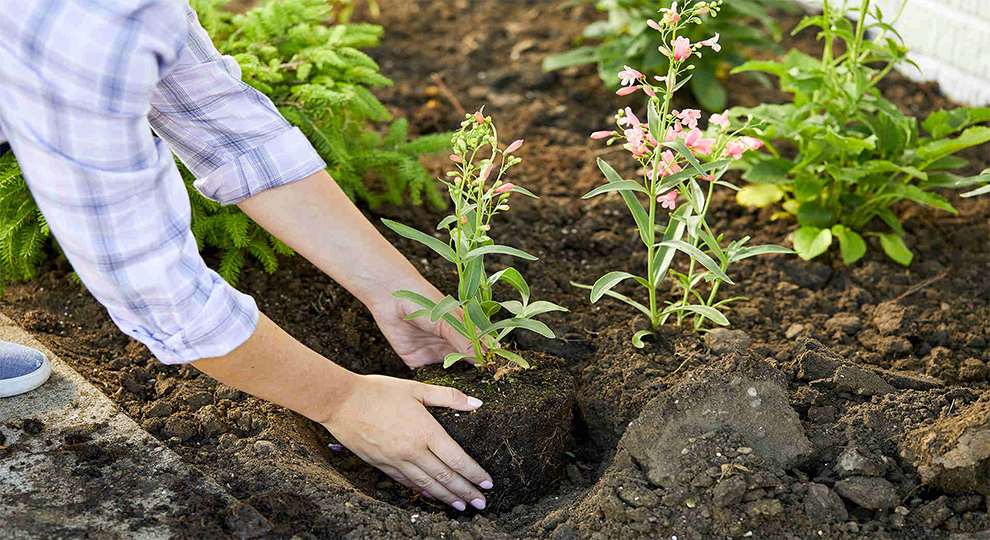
[0,0,320,364]
[149,4,326,205]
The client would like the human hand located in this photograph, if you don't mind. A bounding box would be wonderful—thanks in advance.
[369,282,476,369]
[322,374,493,510]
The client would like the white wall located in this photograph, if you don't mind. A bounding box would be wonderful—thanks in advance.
[795,0,990,106]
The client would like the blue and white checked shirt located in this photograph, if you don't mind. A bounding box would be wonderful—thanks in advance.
[0,0,327,364]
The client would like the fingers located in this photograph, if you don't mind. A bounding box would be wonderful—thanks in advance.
[397,461,469,510]
[416,382,483,412]
[428,433,493,492]
[413,451,488,510]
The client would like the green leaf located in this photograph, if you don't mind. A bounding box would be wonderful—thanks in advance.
[660,304,730,326]
[590,271,641,303]
[797,201,836,228]
[487,317,555,339]
[743,158,794,184]
[443,353,472,368]
[663,140,707,177]
[571,281,652,318]
[631,330,655,349]
[648,100,662,144]
[491,348,530,369]
[382,219,456,262]
[792,226,832,261]
[403,308,430,321]
[736,184,785,207]
[466,299,493,334]
[656,240,734,284]
[922,107,990,139]
[651,205,690,283]
[488,267,530,304]
[582,180,650,199]
[961,184,990,198]
[598,158,652,246]
[430,295,463,323]
[926,155,969,171]
[876,233,913,266]
[463,245,537,261]
[916,126,990,164]
[500,300,524,315]
[521,300,569,318]
[730,244,794,262]
[392,290,470,338]
[831,225,867,265]
[542,47,597,72]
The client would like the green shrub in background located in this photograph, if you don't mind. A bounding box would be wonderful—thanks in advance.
[0,0,451,288]
[728,0,990,266]
[543,0,797,111]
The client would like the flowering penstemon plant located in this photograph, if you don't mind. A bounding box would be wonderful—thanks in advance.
[383,111,568,369]
[575,1,792,346]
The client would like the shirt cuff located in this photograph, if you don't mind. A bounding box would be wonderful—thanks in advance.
[118,270,260,365]
[192,126,326,206]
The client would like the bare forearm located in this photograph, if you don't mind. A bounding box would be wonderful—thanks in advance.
[237,170,428,308]
[192,312,357,424]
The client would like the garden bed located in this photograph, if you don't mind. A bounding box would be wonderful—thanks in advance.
[3,0,988,538]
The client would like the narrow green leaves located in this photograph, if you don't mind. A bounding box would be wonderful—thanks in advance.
[598,158,653,246]
[582,180,651,199]
[382,219,456,262]
[491,349,530,369]
[589,271,641,303]
[657,240,734,284]
[463,245,538,261]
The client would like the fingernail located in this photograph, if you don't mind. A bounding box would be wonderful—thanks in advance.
[479,480,493,490]
[466,397,483,408]
[470,498,486,510]
[421,491,433,499]
[452,501,467,511]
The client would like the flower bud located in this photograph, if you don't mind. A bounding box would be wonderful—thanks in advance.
[459,215,468,224]
[475,111,485,124]
[449,154,463,163]
[492,183,515,195]
[591,130,614,140]
[497,205,510,211]
[479,224,491,231]
[505,139,524,154]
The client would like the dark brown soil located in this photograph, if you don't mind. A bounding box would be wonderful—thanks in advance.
[1,0,988,539]
[415,353,576,512]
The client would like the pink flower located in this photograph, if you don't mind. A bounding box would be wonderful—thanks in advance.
[658,191,678,210]
[642,86,656,98]
[725,141,747,160]
[459,215,468,224]
[624,127,645,149]
[671,36,692,62]
[618,65,644,86]
[590,130,614,140]
[684,128,716,155]
[740,136,764,150]
[647,19,662,31]
[700,33,721,53]
[505,139,524,153]
[618,107,641,128]
[616,85,640,96]
[449,154,463,163]
[677,109,702,129]
[623,143,648,158]
[709,110,730,130]
[475,111,485,124]
[493,183,515,195]
[654,75,667,83]
[656,150,682,177]
[479,162,494,181]
[698,7,709,14]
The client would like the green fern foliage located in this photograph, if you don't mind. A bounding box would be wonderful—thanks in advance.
[0,152,50,292]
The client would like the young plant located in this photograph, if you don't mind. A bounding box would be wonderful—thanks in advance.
[576,1,791,345]
[383,112,568,370]
[543,0,797,111]
[728,0,990,265]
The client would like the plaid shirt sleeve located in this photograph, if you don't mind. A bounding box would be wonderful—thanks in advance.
[0,0,325,364]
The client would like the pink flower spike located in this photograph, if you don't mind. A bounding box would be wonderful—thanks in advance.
[618,65,645,86]
[700,33,721,53]
[616,85,640,96]
[658,191,678,210]
[591,130,614,140]
[475,111,485,124]
[677,109,702,130]
[647,19,663,31]
[740,136,764,151]
[709,110,730,130]
[493,183,515,195]
[505,139,524,153]
[725,141,746,160]
[449,154,463,163]
[671,36,692,62]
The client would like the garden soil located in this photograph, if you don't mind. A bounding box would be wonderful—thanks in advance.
[2,0,988,539]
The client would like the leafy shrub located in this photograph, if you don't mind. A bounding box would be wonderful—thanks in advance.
[543,0,797,111]
[0,0,451,288]
[729,0,990,265]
